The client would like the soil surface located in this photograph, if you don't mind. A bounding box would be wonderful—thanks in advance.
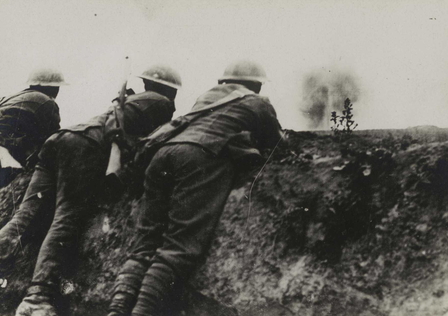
[1,127,448,316]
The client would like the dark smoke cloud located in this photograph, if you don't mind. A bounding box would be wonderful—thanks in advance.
[301,70,360,130]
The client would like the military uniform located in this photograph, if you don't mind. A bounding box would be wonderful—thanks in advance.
[0,89,60,167]
[0,91,175,315]
[109,84,282,316]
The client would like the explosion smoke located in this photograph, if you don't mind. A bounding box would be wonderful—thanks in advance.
[301,70,360,130]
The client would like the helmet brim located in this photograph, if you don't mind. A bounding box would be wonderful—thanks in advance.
[137,75,181,89]
[218,75,267,84]
[27,81,69,86]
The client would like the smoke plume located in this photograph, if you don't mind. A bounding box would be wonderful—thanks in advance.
[301,70,360,130]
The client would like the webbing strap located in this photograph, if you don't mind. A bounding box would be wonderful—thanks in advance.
[186,89,253,116]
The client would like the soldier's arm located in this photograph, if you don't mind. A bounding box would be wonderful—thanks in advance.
[138,99,175,136]
[36,100,61,140]
[149,99,176,126]
[257,98,284,150]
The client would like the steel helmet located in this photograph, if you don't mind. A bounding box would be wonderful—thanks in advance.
[137,64,182,89]
[219,60,267,83]
[26,68,67,86]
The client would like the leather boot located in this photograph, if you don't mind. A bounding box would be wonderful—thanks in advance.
[15,286,58,316]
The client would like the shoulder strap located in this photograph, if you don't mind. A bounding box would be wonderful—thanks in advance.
[186,89,254,117]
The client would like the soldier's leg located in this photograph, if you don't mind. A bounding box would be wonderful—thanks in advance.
[0,170,55,266]
[16,133,107,316]
[108,258,150,316]
[132,144,235,316]
[109,148,171,316]
[0,135,58,266]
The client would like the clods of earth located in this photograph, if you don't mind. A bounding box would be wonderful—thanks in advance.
[2,127,448,316]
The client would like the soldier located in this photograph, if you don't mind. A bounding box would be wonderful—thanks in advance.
[108,60,283,316]
[0,68,66,187]
[0,64,182,316]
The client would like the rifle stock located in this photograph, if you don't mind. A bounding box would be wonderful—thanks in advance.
[106,80,127,179]
[105,142,121,177]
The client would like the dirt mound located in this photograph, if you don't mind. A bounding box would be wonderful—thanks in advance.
[1,130,448,315]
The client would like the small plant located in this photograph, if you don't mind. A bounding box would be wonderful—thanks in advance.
[331,98,358,136]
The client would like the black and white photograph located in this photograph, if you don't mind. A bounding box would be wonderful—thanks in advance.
[0,0,448,315]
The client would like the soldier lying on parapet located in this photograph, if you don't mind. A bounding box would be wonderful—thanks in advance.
[0,68,66,187]
[108,60,284,316]
[0,64,182,316]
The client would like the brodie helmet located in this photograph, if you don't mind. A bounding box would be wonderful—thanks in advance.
[137,64,182,89]
[27,68,68,86]
[219,60,267,84]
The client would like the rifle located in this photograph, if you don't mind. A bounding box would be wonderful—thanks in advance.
[106,55,133,179]
[105,80,127,178]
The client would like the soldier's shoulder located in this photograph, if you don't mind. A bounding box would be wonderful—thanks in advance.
[18,90,53,104]
[0,90,56,109]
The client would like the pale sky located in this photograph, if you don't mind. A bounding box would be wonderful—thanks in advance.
[0,0,447,130]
